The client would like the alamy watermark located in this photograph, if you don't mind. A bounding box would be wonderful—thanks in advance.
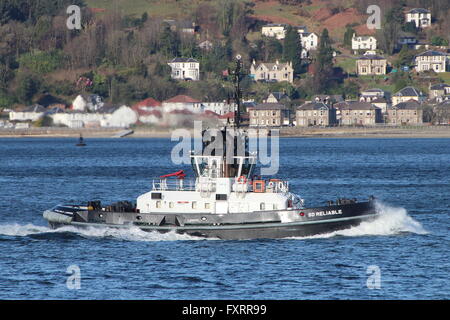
[366,5,381,30]
[66,5,82,30]
[366,265,381,289]
[66,264,81,290]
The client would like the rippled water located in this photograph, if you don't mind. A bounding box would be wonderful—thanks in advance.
[0,137,448,299]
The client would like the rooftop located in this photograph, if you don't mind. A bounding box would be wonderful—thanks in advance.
[408,8,430,14]
[430,83,450,90]
[357,54,386,60]
[335,101,380,110]
[392,99,421,109]
[132,98,161,109]
[169,57,199,63]
[393,86,422,97]
[248,103,288,110]
[297,102,330,110]
[416,50,446,57]
[163,95,201,104]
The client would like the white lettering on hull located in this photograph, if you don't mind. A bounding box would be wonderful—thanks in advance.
[308,209,343,218]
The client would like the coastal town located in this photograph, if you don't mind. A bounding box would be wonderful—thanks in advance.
[1,1,450,134]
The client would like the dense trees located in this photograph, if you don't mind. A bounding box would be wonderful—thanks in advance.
[283,26,302,76]
[312,29,334,94]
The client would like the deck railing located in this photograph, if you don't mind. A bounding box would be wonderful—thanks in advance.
[152,179,196,191]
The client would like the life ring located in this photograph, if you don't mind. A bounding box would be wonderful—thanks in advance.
[237,176,247,184]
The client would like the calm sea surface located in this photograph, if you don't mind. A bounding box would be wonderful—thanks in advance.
[0,137,448,299]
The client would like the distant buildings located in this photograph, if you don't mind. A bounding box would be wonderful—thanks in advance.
[296,102,336,127]
[132,98,163,125]
[386,100,423,125]
[429,83,450,102]
[406,8,431,28]
[248,103,290,127]
[299,32,318,51]
[250,60,294,83]
[356,54,387,75]
[72,94,104,112]
[352,34,377,52]
[168,58,200,81]
[9,105,46,122]
[261,24,287,40]
[162,95,203,113]
[392,87,425,106]
[397,36,418,50]
[163,20,199,34]
[434,100,450,125]
[335,101,383,125]
[263,92,291,104]
[202,101,236,116]
[359,88,385,102]
[261,24,318,58]
[415,50,447,73]
[50,105,138,128]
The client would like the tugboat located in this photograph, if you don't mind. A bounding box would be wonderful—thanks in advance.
[43,57,378,240]
[76,134,86,147]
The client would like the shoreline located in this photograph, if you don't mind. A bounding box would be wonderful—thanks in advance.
[1,126,450,139]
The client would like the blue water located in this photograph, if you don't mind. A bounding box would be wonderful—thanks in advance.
[0,137,448,299]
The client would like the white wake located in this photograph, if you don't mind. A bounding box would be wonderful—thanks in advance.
[0,223,206,242]
[290,201,428,240]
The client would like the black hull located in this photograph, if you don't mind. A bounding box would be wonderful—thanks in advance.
[45,201,378,240]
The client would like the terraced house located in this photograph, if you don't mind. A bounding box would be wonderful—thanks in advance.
[250,60,294,83]
[296,102,336,127]
[248,103,290,127]
[386,100,423,125]
[335,101,382,125]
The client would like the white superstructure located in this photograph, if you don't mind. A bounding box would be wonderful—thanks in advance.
[136,130,301,215]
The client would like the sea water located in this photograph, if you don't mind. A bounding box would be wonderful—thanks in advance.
[0,138,448,299]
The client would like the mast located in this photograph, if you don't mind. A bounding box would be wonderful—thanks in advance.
[229,55,245,128]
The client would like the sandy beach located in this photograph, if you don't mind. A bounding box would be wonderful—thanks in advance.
[1,125,450,139]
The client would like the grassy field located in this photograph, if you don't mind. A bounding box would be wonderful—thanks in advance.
[335,56,356,74]
[438,72,450,85]
[85,0,203,17]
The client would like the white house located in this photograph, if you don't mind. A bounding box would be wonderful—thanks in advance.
[162,95,203,113]
[392,87,426,106]
[415,50,447,73]
[261,24,287,40]
[168,58,200,81]
[250,60,294,83]
[359,88,386,102]
[100,105,138,128]
[202,101,236,116]
[9,105,46,122]
[406,8,431,28]
[51,106,138,128]
[51,111,106,128]
[72,94,104,112]
[299,32,318,52]
[352,34,377,52]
